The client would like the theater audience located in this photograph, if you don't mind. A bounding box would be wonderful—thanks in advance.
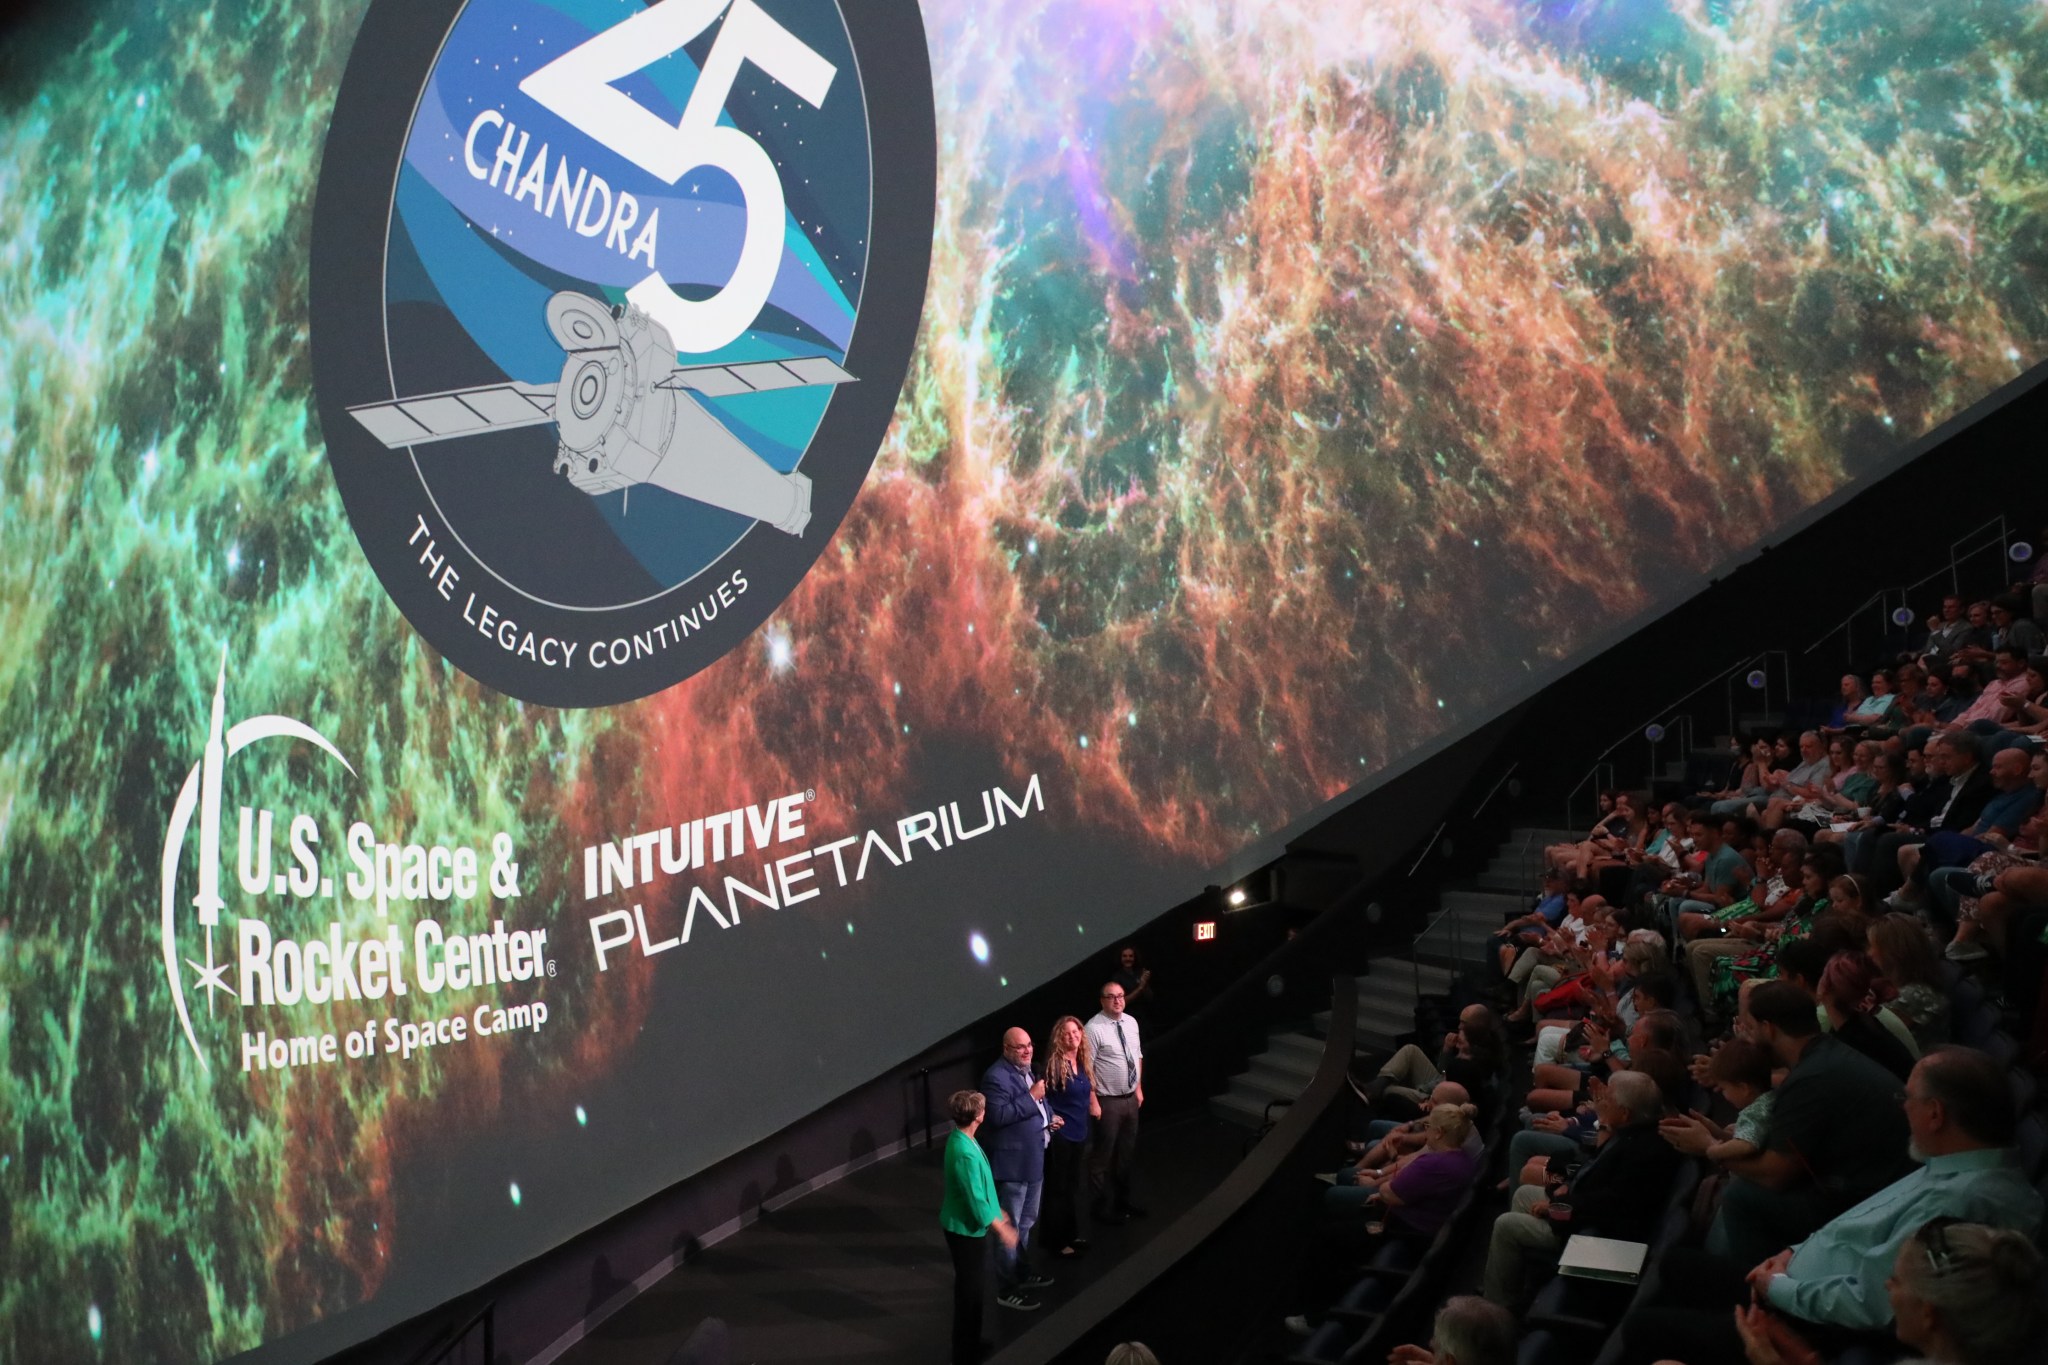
[1785,739,1879,831]
[1868,734,1993,900]
[1992,594,2048,657]
[1545,793,1629,876]
[1493,868,1572,975]
[1890,743,2042,914]
[1815,950,1918,1078]
[1659,1036,1778,1254]
[1657,814,1754,948]
[1829,669,1900,732]
[1707,981,1912,1266]
[1501,892,1614,1021]
[1622,1046,2040,1365]
[1816,751,1912,867]
[1939,644,2035,734]
[1374,1106,1482,1239]
[1729,1219,2044,1365]
[1389,1297,1516,1365]
[1866,912,1951,1049]
[1329,1081,1479,1205]
[1570,791,1653,885]
[1698,860,1850,1021]
[1357,1004,1504,1123]
[1103,1344,1161,1365]
[1913,596,1978,668]
[1482,1070,1679,1307]
[1942,827,2048,963]
[1678,829,1808,945]
[1689,852,1831,1023]
[1280,575,2048,1365]
[1757,733,1833,830]
[1526,1009,1682,1114]
[1700,739,1782,818]
[1870,1219,2042,1365]
[1521,931,1664,1057]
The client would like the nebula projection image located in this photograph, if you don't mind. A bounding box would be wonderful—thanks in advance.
[2,0,2045,1361]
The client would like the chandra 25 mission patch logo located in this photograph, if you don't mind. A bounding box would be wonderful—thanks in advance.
[311,0,936,707]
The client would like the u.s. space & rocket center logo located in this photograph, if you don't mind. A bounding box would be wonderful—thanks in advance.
[310,0,936,707]
[163,654,557,1074]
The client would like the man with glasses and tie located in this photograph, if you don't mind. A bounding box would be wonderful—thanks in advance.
[1086,983,1146,1223]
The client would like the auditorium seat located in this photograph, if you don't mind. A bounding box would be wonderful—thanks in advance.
[1524,1161,1700,1344]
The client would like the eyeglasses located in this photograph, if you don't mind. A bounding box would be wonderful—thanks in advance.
[1916,1216,1964,1277]
[1101,992,1125,1001]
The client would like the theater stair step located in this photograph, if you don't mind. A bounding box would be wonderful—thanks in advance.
[1353,953,1454,1052]
[1210,1026,1328,1130]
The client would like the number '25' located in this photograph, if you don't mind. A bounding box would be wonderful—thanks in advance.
[520,0,837,354]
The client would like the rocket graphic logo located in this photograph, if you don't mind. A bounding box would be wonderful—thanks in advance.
[159,652,355,1071]
[310,0,936,708]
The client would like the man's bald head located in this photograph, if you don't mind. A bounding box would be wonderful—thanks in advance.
[1001,1028,1034,1066]
[1426,1081,1471,1111]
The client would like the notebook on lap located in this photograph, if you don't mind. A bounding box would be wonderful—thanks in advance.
[1557,1234,1648,1284]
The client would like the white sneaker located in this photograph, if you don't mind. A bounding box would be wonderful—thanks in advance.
[1284,1315,1314,1337]
[1944,939,1990,963]
[1884,889,1921,911]
[1313,1172,1339,1185]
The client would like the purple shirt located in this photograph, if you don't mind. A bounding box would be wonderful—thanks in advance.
[1386,1147,1479,1236]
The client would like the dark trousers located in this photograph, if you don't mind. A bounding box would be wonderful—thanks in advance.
[1619,1247,1752,1365]
[945,1230,993,1364]
[1922,830,1992,882]
[1091,1093,1140,1210]
[1621,1248,1900,1365]
[1040,1135,1089,1251]
[1711,1173,1831,1268]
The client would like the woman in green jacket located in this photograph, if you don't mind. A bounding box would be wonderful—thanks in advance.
[942,1089,1018,1363]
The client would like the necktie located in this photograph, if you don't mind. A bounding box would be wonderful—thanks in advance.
[1116,1019,1135,1090]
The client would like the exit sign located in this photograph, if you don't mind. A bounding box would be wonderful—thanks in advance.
[1194,921,1217,942]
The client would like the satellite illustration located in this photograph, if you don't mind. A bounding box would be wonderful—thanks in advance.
[346,290,850,535]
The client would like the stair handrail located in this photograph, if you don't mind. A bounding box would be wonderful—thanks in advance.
[1470,762,1521,820]
[1565,649,1788,828]
[1802,588,1886,658]
[1561,762,1616,843]
[1803,515,2013,662]
[1922,514,2012,599]
[402,1303,493,1365]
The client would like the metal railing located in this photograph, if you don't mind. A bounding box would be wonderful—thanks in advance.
[1562,649,1790,829]
[1927,515,2013,599]
[404,1303,493,1365]
[1804,516,2015,665]
[1397,764,1522,996]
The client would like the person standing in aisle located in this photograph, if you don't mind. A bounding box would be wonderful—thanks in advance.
[1087,982,1146,1223]
[940,1090,1017,1365]
[1040,1014,1100,1258]
[1111,945,1155,1021]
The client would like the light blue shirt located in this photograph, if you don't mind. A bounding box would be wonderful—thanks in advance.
[1765,1147,2041,1329]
